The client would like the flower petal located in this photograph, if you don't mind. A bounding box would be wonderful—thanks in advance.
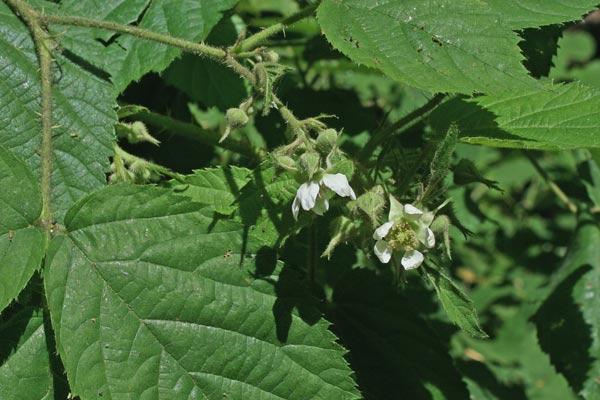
[404,204,424,221]
[292,196,300,220]
[296,181,320,211]
[374,240,393,263]
[373,221,394,240]
[312,194,330,216]
[388,195,404,220]
[416,226,436,248]
[401,249,424,270]
[322,173,356,199]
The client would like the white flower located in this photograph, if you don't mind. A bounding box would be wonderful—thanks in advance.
[373,197,442,270]
[292,173,356,220]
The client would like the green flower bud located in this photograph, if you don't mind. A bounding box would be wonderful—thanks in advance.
[316,128,338,154]
[264,50,280,63]
[225,108,249,128]
[115,121,160,146]
[273,155,297,171]
[300,151,321,179]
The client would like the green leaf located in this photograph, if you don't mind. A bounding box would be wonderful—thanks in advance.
[174,166,251,215]
[533,211,600,399]
[0,145,46,313]
[317,0,597,95]
[45,184,359,399]
[423,262,487,339]
[319,0,575,95]
[53,0,239,93]
[431,82,600,150]
[0,307,54,400]
[329,269,469,399]
[0,4,117,221]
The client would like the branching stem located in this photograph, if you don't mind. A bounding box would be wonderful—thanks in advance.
[40,13,227,60]
[6,0,54,230]
[235,2,320,52]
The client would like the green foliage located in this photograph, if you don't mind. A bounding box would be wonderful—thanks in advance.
[423,262,487,339]
[0,307,55,399]
[534,211,600,399]
[0,145,45,313]
[431,82,600,150]
[45,185,359,399]
[328,269,470,399]
[317,0,596,95]
[2,0,600,398]
[0,3,117,221]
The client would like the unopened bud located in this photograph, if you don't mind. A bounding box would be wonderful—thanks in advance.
[264,51,280,63]
[300,151,321,179]
[273,155,297,171]
[115,121,160,146]
[316,129,338,154]
[225,108,249,128]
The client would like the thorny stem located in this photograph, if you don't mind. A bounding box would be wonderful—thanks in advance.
[131,110,264,161]
[235,2,320,52]
[6,0,54,231]
[524,151,578,214]
[40,13,227,60]
[37,8,316,153]
[359,93,447,161]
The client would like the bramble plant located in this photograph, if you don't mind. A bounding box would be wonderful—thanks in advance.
[1,0,600,399]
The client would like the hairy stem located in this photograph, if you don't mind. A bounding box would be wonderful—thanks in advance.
[524,151,578,214]
[359,93,447,161]
[7,0,54,230]
[236,2,320,52]
[40,13,227,60]
[131,110,264,160]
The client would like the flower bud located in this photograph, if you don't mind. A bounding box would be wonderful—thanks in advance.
[225,108,249,128]
[273,155,297,171]
[316,128,338,155]
[115,121,160,146]
[300,151,321,179]
[264,50,280,63]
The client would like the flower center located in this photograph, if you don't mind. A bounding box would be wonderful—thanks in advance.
[386,222,418,251]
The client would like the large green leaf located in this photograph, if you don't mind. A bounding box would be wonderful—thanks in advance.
[431,82,600,150]
[0,307,54,400]
[0,3,117,221]
[317,0,596,95]
[45,184,359,399]
[0,145,46,313]
[329,269,469,400]
[52,0,239,93]
[533,211,600,399]
[317,0,528,95]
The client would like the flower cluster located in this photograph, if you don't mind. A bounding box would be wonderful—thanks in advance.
[373,196,446,270]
